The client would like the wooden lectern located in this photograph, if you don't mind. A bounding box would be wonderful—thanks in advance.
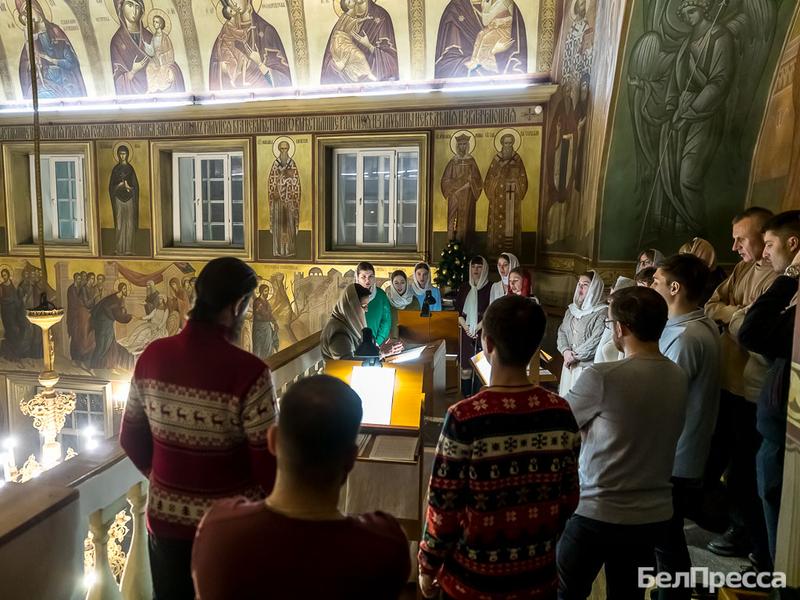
[324,359,426,541]
[397,310,459,354]
[470,349,557,387]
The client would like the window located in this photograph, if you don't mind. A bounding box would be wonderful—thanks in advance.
[28,154,85,243]
[332,147,419,248]
[317,133,428,262]
[57,389,107,452]
[172,152,244,247]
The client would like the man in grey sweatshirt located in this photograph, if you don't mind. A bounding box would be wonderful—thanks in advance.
[651,254,721,599]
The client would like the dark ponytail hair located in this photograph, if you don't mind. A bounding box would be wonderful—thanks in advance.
[189,257,258,323]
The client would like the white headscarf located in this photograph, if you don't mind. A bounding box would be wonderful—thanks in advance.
[385,274,415,309]
[497,253,520,285]
[464,256,489,334]
[612,276,635,293]
[355,264,377,302]
[409,262,433,296]
[568,270,606,319]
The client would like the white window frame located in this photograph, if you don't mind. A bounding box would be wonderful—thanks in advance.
[331,146,419,249]
[171,151,244,247]
[29,153,86,243]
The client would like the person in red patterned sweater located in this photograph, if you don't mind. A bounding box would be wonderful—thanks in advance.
[419,295,581,599]
[120,257,277,600]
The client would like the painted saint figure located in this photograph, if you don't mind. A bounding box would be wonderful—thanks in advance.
[484,132,528,256]
[209,0,292,90]
[109,145,139,255]
[252,284,279,359]
[268,140,301,257]
[110,0,185,95]
[17,0,87,99]
[0,269,27,359]
[119,296,169,355]
[441,132,483,247]
[434,0,527,79]
[320,0,399,84]
[89,282,134,371]
[143,13,183,94]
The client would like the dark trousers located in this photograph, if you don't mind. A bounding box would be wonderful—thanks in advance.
[653,479,699,600]
[756,436,785,563]
[148,534,195,600]
[557,514,668,600]
[704,392,770,561]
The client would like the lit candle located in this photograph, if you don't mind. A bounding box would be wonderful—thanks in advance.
[83,426,98,451]
[0,452,10,482]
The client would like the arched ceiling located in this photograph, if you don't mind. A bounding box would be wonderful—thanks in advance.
[0,0,557,103]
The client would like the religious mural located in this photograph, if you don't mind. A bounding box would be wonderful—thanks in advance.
[257,134,312,261]
[599,0,798,262]
[110,0,186,95]
[267,136,301,258]
[15,0,87,99]
[0,259,400,378]
[541,0,596,256]
[750,13,800,213]
[320,0,399,84]
[97,140,151,257]
[0,0,551,102]
[433,0,528,79]
[432,125,540,262]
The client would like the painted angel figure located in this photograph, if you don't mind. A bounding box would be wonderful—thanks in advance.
[628,0,777,236]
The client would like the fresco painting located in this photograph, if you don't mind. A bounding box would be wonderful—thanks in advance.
[432,125,541,262]
[0,0,548,101]
[0,258,409,378]
[750,13,800,213]
[599,0,797,262]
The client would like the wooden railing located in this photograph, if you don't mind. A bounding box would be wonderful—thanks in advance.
[265,331,324,401]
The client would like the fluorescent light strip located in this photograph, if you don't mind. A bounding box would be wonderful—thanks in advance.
[0,78,536,113]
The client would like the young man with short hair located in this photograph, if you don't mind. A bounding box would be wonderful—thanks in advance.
[739,210,800,563]
[652,254,721,598]
[419,296,580,599]
[558,287,688,600]
[704,207,776,561]
[120,257,277,599]
[192,375,410,599]
[356,261,393,346]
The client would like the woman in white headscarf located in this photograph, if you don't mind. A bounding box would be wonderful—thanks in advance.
[489,252,520,304]
[320,284,371,360]
[409,262,442,311]
[455,256,491,397]
[593,276,635,364]
[384,270,419,339]
[557,270,607,395]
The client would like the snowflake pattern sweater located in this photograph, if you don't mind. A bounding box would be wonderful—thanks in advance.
[419,386,581,599]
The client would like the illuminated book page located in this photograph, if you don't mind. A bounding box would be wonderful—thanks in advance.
[350,366,396,426]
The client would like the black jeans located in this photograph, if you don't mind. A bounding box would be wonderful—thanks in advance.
[652,478,700,600]
[148,534,195,600]
[704,392,769,561]
[557,514,668,600]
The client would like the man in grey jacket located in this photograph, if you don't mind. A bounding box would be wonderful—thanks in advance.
[652,254,721,599]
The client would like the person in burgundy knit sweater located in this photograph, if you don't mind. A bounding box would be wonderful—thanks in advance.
[419,295,581,599]
[120,257,277,600]
[191,374,411,599]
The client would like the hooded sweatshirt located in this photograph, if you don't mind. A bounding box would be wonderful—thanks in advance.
[659,309,721,479]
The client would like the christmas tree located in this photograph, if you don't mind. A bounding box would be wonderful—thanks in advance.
[435,239,469,293]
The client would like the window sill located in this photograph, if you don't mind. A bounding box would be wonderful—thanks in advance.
[9,242,97,258]
[153,243,253,262]
[316,246,426,265]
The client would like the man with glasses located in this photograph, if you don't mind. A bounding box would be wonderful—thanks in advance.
[558,287,688,599]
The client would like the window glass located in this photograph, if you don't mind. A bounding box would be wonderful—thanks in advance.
[336,152,357,245]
